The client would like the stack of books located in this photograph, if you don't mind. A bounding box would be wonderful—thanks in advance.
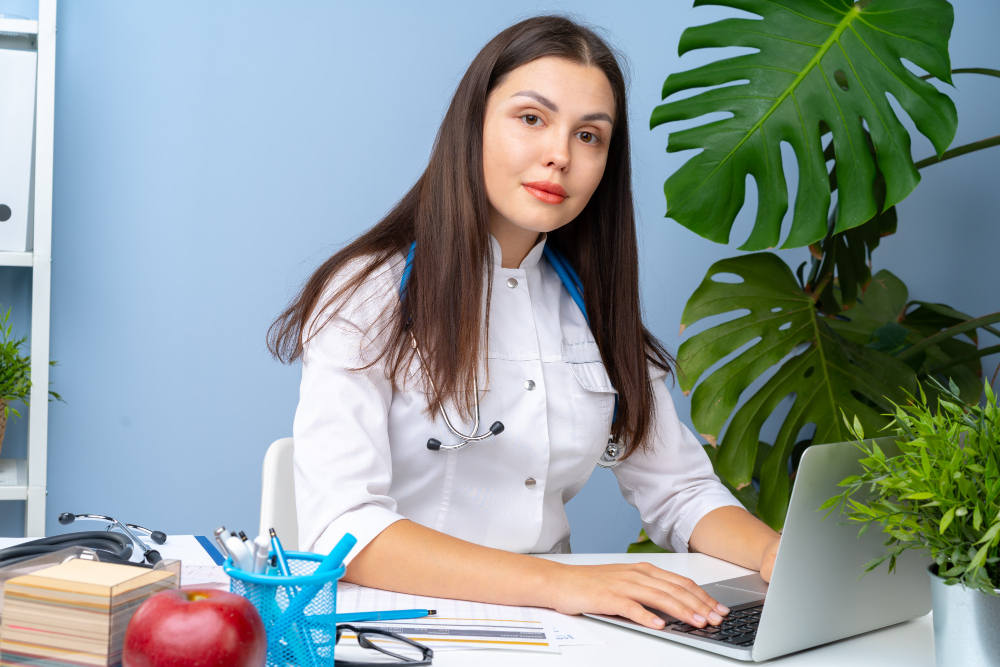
[0,559,177,667]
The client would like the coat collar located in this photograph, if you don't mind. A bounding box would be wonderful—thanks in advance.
[489,233,548,271]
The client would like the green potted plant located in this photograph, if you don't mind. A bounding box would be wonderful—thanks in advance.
[0,306,59,456]
[824,380,999,666]
[646,0,1000,534]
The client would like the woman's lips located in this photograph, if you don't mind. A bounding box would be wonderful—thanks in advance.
[523,181,567,204]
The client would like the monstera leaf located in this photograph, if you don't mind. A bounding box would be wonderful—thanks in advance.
[678,253,917,527]
[650,0,957,250]
[824,272,1000,405]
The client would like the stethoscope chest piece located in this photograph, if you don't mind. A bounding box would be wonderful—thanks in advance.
[596,437,623,468]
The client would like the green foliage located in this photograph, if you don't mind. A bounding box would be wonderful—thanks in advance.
[0,306,60,420]
[650,0,957,250]
[679,254,916,528]
[635,0,1000,552]
[823,380,1000,593]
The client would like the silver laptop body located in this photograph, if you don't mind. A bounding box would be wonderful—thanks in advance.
[585,438,932,661]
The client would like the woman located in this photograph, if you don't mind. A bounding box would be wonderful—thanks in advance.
[270,15,779,631]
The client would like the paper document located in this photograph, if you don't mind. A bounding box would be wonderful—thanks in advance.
[336,582,559,652]
[543,609,606,646]
[180,564,230,590]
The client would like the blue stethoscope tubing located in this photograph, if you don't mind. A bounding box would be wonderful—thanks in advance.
[400,241,621,466]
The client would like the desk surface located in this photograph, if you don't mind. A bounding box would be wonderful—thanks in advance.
[0,537,933,665]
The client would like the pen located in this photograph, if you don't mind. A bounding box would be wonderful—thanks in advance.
[336,609,436,623]
[252,535,270,574]
[242,531,258,566]
[265,529,319,667]
[269,528,292,576]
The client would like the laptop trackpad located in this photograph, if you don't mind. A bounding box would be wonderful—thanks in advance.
[701,582,766,607]
[702,574,769,607]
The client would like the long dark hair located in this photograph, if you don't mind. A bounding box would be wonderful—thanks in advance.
[268,15,673,458]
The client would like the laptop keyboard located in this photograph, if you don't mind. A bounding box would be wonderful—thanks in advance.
[664,604,762,647]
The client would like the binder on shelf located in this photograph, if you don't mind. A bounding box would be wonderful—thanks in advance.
[0,34,37,253]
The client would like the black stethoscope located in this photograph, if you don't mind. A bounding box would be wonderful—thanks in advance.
[400,241,622,467]
[0,513,168,568]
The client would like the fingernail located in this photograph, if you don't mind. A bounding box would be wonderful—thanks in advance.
[709,611,723,623]
[693,613,707,624]
[716,603,730,614]
[654,618,665,627]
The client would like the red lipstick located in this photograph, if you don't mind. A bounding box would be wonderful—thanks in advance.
[523,181,567,204]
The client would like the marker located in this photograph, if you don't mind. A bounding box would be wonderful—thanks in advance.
[213,526,230,559]
[269,528,292,577]
[252,535,270,574]
[315,533,357,574]
[336,609,436,623]
[242,532,258,565]
[225,534,253,571]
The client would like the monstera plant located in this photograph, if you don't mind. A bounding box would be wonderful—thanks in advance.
[644,0,1000,535]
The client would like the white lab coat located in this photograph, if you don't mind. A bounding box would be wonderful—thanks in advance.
[293,235,742,563]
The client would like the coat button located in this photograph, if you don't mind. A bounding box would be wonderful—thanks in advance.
[507,278,518,288]
[525,380,535,390]
[524,478,536,489]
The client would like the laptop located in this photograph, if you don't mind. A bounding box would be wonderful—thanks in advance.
[585,438,931,661]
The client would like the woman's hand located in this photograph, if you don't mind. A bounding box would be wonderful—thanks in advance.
[546,562,730,630]
[760,537,780,582]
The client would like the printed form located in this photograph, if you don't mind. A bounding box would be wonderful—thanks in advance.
[336,582,563,652]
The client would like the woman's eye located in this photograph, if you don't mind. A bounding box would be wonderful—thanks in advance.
[522,114,541,126]
[577,131,600,145]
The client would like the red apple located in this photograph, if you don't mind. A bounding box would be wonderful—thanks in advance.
[123,588,267,667]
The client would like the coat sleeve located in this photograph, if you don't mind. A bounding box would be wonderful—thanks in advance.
[612,375,745,553]
[292,260,407,563]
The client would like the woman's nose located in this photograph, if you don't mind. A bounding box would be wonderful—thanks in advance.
[542,136,571,171]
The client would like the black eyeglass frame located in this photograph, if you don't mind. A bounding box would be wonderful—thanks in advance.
[334,623,433,666]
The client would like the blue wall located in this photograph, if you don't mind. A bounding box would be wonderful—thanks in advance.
[1,1,998,552]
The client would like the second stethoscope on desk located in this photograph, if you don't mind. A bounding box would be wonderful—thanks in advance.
[400,242,623,468]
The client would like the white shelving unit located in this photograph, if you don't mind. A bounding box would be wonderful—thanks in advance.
[0,1,56,537]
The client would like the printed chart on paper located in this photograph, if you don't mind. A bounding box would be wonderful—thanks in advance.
[336,582,560,652]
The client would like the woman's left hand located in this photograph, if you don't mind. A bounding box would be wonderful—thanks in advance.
[760,537,780,582]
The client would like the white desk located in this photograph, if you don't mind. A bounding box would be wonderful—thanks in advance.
[0,537,933,665]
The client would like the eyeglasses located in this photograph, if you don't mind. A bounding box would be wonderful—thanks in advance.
[334,624,433,666]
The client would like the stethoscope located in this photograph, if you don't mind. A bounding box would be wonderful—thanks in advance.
[0,513,168,568]
[400,241,622,467]
[58,512,167,564]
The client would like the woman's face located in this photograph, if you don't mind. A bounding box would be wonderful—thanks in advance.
[482,56,615,240]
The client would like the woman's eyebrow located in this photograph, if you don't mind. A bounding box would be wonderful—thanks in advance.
[581,112,613,124]
[509,91,613,125]
[510,90,558,112]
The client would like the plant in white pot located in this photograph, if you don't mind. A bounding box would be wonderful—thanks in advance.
[0,306,59,456]
[825,380,999,666]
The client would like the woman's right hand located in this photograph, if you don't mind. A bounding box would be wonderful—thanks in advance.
[545,562,729,630]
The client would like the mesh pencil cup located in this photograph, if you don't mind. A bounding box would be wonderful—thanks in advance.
[225,552,346,667]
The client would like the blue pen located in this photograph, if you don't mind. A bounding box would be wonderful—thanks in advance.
[336,609,436,623]
[269,527,292,576]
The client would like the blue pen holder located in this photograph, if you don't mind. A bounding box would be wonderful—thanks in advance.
[225,552,346,667]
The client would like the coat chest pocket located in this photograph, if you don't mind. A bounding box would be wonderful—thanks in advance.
[562,341,616,394]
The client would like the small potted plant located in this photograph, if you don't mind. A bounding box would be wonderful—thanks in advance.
[825,380,999,667]
[0,306,59,456]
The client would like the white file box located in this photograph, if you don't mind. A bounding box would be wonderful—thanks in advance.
[0,43,37,252]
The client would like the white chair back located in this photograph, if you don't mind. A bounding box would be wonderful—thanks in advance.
[259,437,298,550]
